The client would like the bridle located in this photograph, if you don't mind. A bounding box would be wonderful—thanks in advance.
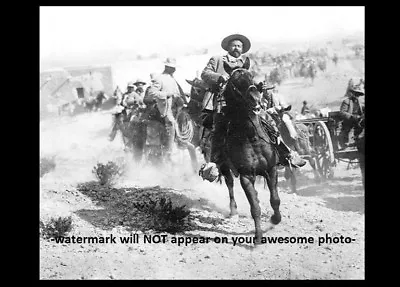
[226,68,260,113]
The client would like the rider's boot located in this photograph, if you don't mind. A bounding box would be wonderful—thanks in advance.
[199,112,227,182]
[276,138,306,168]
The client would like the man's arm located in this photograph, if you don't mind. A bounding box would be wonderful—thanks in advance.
[201,56,224,87]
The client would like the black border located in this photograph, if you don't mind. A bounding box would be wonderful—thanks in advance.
[33,4,373,283]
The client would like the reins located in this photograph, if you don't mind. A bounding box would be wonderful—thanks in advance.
[226,76,276,146]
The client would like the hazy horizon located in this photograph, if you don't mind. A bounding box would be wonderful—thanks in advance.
[40,6,364,70]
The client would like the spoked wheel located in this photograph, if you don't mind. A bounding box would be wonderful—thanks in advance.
[312,121,335,179]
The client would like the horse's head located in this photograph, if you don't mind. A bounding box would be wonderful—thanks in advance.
[186,78,208,102]
[223,58,262,114]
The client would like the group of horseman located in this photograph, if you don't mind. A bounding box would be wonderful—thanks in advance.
[108,58,187,163]
[108,33,364,182]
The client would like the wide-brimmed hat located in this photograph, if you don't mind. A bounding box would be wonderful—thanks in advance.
[164,57,177,68]
[347,77,365,95]
[127,81,135,88]
[134,78,146,86]
[221,34,251,54]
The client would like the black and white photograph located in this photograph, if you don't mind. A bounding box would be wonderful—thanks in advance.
[40,6,365,280]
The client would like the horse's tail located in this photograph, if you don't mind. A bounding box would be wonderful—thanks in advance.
[175,109,195,148]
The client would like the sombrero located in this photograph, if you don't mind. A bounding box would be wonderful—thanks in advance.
[221,34,251,54]
[134,78,146,86]
[347,77,365,95]
[164,57,177,68]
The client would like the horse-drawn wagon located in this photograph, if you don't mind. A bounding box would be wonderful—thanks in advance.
[295,111,364,180]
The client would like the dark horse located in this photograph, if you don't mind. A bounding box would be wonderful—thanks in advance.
[183,78,212,162]
[218,60,282,244]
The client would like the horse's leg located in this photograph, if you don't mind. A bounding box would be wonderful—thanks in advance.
[284,166,296,194]
[220,164,237,217]
[266,166,281,225]
[307,155,321,183]
[133,123,145,163]
[239,174,262,243]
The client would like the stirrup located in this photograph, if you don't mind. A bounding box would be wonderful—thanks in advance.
[288,152,306,168]
[199,162,219,182]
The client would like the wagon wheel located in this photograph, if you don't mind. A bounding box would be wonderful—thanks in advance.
[312,121,335,179]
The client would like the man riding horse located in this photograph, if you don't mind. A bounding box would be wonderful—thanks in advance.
[199,34,305,181]
[143,58,186,164]
[108,81,137,141]
[259,81,303,151]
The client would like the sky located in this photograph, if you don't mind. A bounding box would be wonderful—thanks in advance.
[40,6,364,61]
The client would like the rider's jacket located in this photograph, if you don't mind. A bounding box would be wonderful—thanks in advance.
[340,95,364,121]
[201,54,250,112]
[144,72,185,122]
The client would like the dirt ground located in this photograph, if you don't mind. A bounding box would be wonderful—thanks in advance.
[40,58,365,280]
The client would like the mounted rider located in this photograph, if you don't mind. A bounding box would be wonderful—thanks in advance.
[143,58,186,164]
[123,78,147,123]
[132,78,147,100]
[338,77,365,150]
[259,80,304,157]
[108,81,137,141]
[199,34,305,181]
[301,100,311,116]
[260,81,298,139]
